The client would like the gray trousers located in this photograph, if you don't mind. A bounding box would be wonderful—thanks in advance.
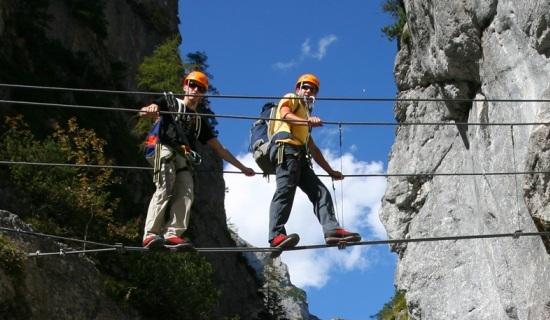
[143,145,193,240]
[268,143,339,242]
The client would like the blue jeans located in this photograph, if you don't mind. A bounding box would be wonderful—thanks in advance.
[268,143,339,242]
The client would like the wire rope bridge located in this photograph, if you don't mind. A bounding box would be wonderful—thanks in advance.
[1,226,549,258]
[0,83,549,258]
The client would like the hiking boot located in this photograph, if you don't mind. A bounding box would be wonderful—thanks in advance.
[165,236,194,251]
[324,228,361,245]
[143,234,165,249]
[270,233,300,248]
[165,235,191,245]
[270,233,300,258]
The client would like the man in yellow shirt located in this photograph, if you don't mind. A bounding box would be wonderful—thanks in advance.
[268,73,361,254]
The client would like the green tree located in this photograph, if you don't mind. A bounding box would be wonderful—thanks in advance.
[136,35,218,93]
[0,115,126,240]
[0,234,26,280]
[381,0,407,42]
[137,36,185,93]
[135,35,219,136]
[126,252,219,319]
[372,290,408,320]
[260,260,287,319]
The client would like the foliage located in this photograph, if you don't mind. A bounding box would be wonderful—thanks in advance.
[381,0,407,42]
[0,235,26,280]
[260,260,287,319]
[137,36,186,93]
[186,51,219,95]
[0,6,224,318]
[0,235,30,319]
[136,35,219,94]
[135,36,219,136]
[124,252,219,319]
[372,290,409,320]
[0,115,125,240]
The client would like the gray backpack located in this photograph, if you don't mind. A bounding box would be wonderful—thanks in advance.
[249,102,277,175]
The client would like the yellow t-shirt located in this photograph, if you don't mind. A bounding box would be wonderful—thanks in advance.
[270,93,310,146]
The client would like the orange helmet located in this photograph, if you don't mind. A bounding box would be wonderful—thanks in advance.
[184,71,209,90]
[295,73,320,91]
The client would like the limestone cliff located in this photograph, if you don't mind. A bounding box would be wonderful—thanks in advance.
[0,0,312,319]
[381,0,550,319]
[0,210,141,319]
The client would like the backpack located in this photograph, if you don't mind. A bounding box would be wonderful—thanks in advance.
[249,102,277,175]
[144,118,161,166]
[143,92,177,169]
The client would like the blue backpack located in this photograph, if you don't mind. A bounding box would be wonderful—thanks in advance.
[249,102,277,175]
[144,119,161,164]
[143,92,176,165]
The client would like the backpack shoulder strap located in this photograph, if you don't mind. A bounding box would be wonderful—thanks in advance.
[266,102,278,140]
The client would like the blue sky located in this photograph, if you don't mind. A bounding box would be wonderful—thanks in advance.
[179,1,398,319]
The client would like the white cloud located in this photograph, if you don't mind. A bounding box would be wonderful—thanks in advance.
[313,34,338,60]
[273,60,298,71]
[223,148,387,289]
[273,34,338,70]
[301,39,312,56]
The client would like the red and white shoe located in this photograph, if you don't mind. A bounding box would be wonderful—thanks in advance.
[164,235,194,252]
[324,228,361,245]
[270,233,300,258]
[143,234,165,249]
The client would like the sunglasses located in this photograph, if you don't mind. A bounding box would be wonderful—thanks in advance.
[187,81,206,93]
[300,84,318,93]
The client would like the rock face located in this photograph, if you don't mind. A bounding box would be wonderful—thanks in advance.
[232,233,319,320]
[192,144,267,318]
[0,0,310,318]
[381,1,550,319]
[0,210,140,320]
[44,0,179,90]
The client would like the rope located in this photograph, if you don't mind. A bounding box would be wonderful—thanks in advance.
[3,83,550,103]
[331,179,339,226]
[3,160,550,178]
[21,230,550,257]
[3,83,549,258]
[0,160,151,171]
[0,226,115,248]
[510,125,522,231]
[3,222,547,257]
[3,99,550,127]
[337,123,345,227]
[28,248,118,257]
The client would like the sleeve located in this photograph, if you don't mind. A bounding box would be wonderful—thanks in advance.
[277,93,298,113]
[152,97,167,110]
